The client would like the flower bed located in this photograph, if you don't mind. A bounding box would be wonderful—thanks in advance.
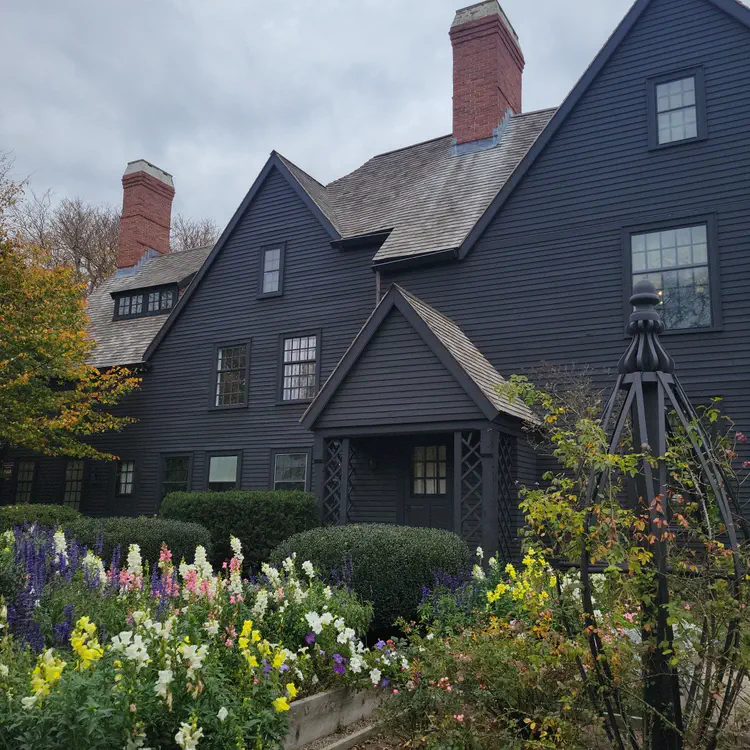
[0,525,407,749]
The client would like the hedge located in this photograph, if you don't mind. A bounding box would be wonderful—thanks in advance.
[63,516,212,566]
[0,504,82,531]
[159,490,319,568]
[272,524,470,630]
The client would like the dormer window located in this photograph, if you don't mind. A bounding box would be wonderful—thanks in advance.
[648,69,705,149]
[113,286,177,320]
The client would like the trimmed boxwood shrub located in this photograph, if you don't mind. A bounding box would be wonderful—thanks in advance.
[272,524,470,630]
[159,490,319,568]
[0,503,82,531]
[64,516,212,566]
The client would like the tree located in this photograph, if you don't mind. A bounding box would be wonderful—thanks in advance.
[0,152,26,219]
[170,213,219,253]
[0,227,140,459]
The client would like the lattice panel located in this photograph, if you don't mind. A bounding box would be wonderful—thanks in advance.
[322,439,343,525]
[497,434,516,562]
[345,443,356,523]
[460,431,483,546]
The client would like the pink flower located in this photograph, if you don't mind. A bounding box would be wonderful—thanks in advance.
[225,639,234,647]
[392,689,399,695]
[159,545,172,563]
[683,603,692,611]
[222,561,228,570]
[737,432,747,444]
[453,714,464,722]
[623,612,635,623]
[743,462,750,470]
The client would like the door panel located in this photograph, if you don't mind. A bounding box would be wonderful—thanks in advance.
[405,438,453,532]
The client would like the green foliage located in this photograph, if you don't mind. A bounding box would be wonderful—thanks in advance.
[272,524,470,630]
[64,516,212,565]
[0,503,82,531]
[160,491,319,568]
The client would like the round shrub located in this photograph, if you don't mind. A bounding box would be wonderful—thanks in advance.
[272,524,470,630]
[0,503,82,531]
[160,490,319,568]
[64,516,212,566]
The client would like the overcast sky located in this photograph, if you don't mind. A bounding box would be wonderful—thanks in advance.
[2,0,635,226]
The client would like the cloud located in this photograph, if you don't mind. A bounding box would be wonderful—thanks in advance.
[1,0,633,225]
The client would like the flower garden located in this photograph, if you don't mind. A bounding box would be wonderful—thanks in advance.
[1,374,750,749]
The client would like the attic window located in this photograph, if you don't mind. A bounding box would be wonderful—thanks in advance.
[259,243,285,297]
[116,294,143,318]
[648,69,705,149]
[114,286,176,320]
[148,289,175,312]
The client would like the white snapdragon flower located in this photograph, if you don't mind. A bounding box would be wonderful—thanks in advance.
[282,554,297,575]
[132,610,149,626]
[229,536,243,563]
[53,529,68,564]
[476,546,484,562]
[179,644,208,678]
[203,619,219,636]
[333,617,345,632]
[323,586,333,600]
[488,556,499,571]
[112,631,150,670]
[302,560,315,579]
[305,611,324,634]
[349,653,365,674]
[175,721,204,750]
[337,627,356,644]
[126,544,143,577]
[0,664,8,677]
[472,564,486,581]
[320,612,334,627]
[193,546,213,579]
[369,668,382,686]
[261,563,281,587]
[252,589,269,621]
[217,706,228,723]
[82,551,106,587]
[154,669,173,699]
[426,633,435,641]
[21,694,39,710]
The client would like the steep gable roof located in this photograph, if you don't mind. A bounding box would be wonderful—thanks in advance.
[458,0,750,259]
[301,285,535,429]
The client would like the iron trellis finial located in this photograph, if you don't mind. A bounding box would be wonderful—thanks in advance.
[617,279,675,375]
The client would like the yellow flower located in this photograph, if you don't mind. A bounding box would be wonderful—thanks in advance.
[245,654,259,668]
[238,637,249,650]
[286,683,297,699]
[505,564,517,580]
[272,651,285,670]
[273,696,290,713]
[251,630,261,643]
[241,620,253,638]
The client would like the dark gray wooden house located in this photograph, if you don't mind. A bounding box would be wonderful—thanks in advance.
[3,0,750,559]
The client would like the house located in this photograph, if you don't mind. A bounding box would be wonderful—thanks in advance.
[3,0,750,560]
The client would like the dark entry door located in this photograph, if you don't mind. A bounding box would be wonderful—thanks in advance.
[405,442,453,531]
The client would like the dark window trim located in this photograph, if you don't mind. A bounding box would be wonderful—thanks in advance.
[61,458,86,509]
[276,329,322,405]
[158,452,194,503]
[621,213,722,335]
[647,66,707,151]
[113,285,178,320]
[14,459,37,504]
[209,341,251,411]
[114,459,136,498]
[269,448,312,492]
[205,451,242,492]
[257,242,286,299]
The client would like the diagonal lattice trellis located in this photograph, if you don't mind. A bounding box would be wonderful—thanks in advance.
[321,439,343,525]
[346,443,356,521]
[497,434,516,562]
[460,431,483,546]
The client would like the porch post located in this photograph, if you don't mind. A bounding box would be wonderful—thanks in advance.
[313,433,325,524]
[481,428,499,558]
[452,431,462,537]
[339,437,351,525]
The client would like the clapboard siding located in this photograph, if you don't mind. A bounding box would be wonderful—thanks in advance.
[347,438,403,525]
[386,0,750,489]
[83,166,376,514]
[315,309,485,429]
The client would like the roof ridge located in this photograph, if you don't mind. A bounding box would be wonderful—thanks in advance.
[274,151,328,190]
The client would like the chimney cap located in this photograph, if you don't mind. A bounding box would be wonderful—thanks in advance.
[123,159,174,188]
[451,1,518,41]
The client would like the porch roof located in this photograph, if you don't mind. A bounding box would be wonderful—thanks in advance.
[301,285,536,429]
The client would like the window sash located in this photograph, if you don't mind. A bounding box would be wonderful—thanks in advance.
[215,345,248,406]
[412,445,447,496]
[63,460,84,509]
[654,76,699,145]
[274,453,307,491]
[161,456,190,498]
[208,455,238,492]
[117,295,143,317]
[262,247,282,294]
[116,460,135,496]
[282,336,317,401]
[15,461,35,503]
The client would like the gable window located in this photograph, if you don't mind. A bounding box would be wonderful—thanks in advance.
[630,222,714,330]
[412,446,447,496]
[115,460,135,497]
[215,345,248,407]
[208,454,239,492]
[63,460,84,509]
[116,294,143,318]
[648,70,705,148]
[273,453,308,491]
[15,460,35,503]
[148,288,175,313]
[259,244,284,297]
[161,455,191,499]
[281,335,318,402]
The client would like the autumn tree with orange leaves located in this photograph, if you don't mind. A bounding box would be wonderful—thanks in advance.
[0,226,140,459]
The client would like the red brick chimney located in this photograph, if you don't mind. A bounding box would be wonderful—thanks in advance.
[450,1,525,146]
[117,159,175,270]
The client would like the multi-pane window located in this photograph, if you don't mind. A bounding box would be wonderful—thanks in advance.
[15,461,35,503]
[208,455,238,492]
[148,289,175,313]
[116,294,143,318]
[274,453,307,491]
[215,345,248,406]
[412,446,447,496]
[261,247,282,295]
[161,456,191,499]
[631,224,712,330]
[115,460,135,496]
[63,460,84,509]
[282,336,317,401]
[656,76,697,145]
